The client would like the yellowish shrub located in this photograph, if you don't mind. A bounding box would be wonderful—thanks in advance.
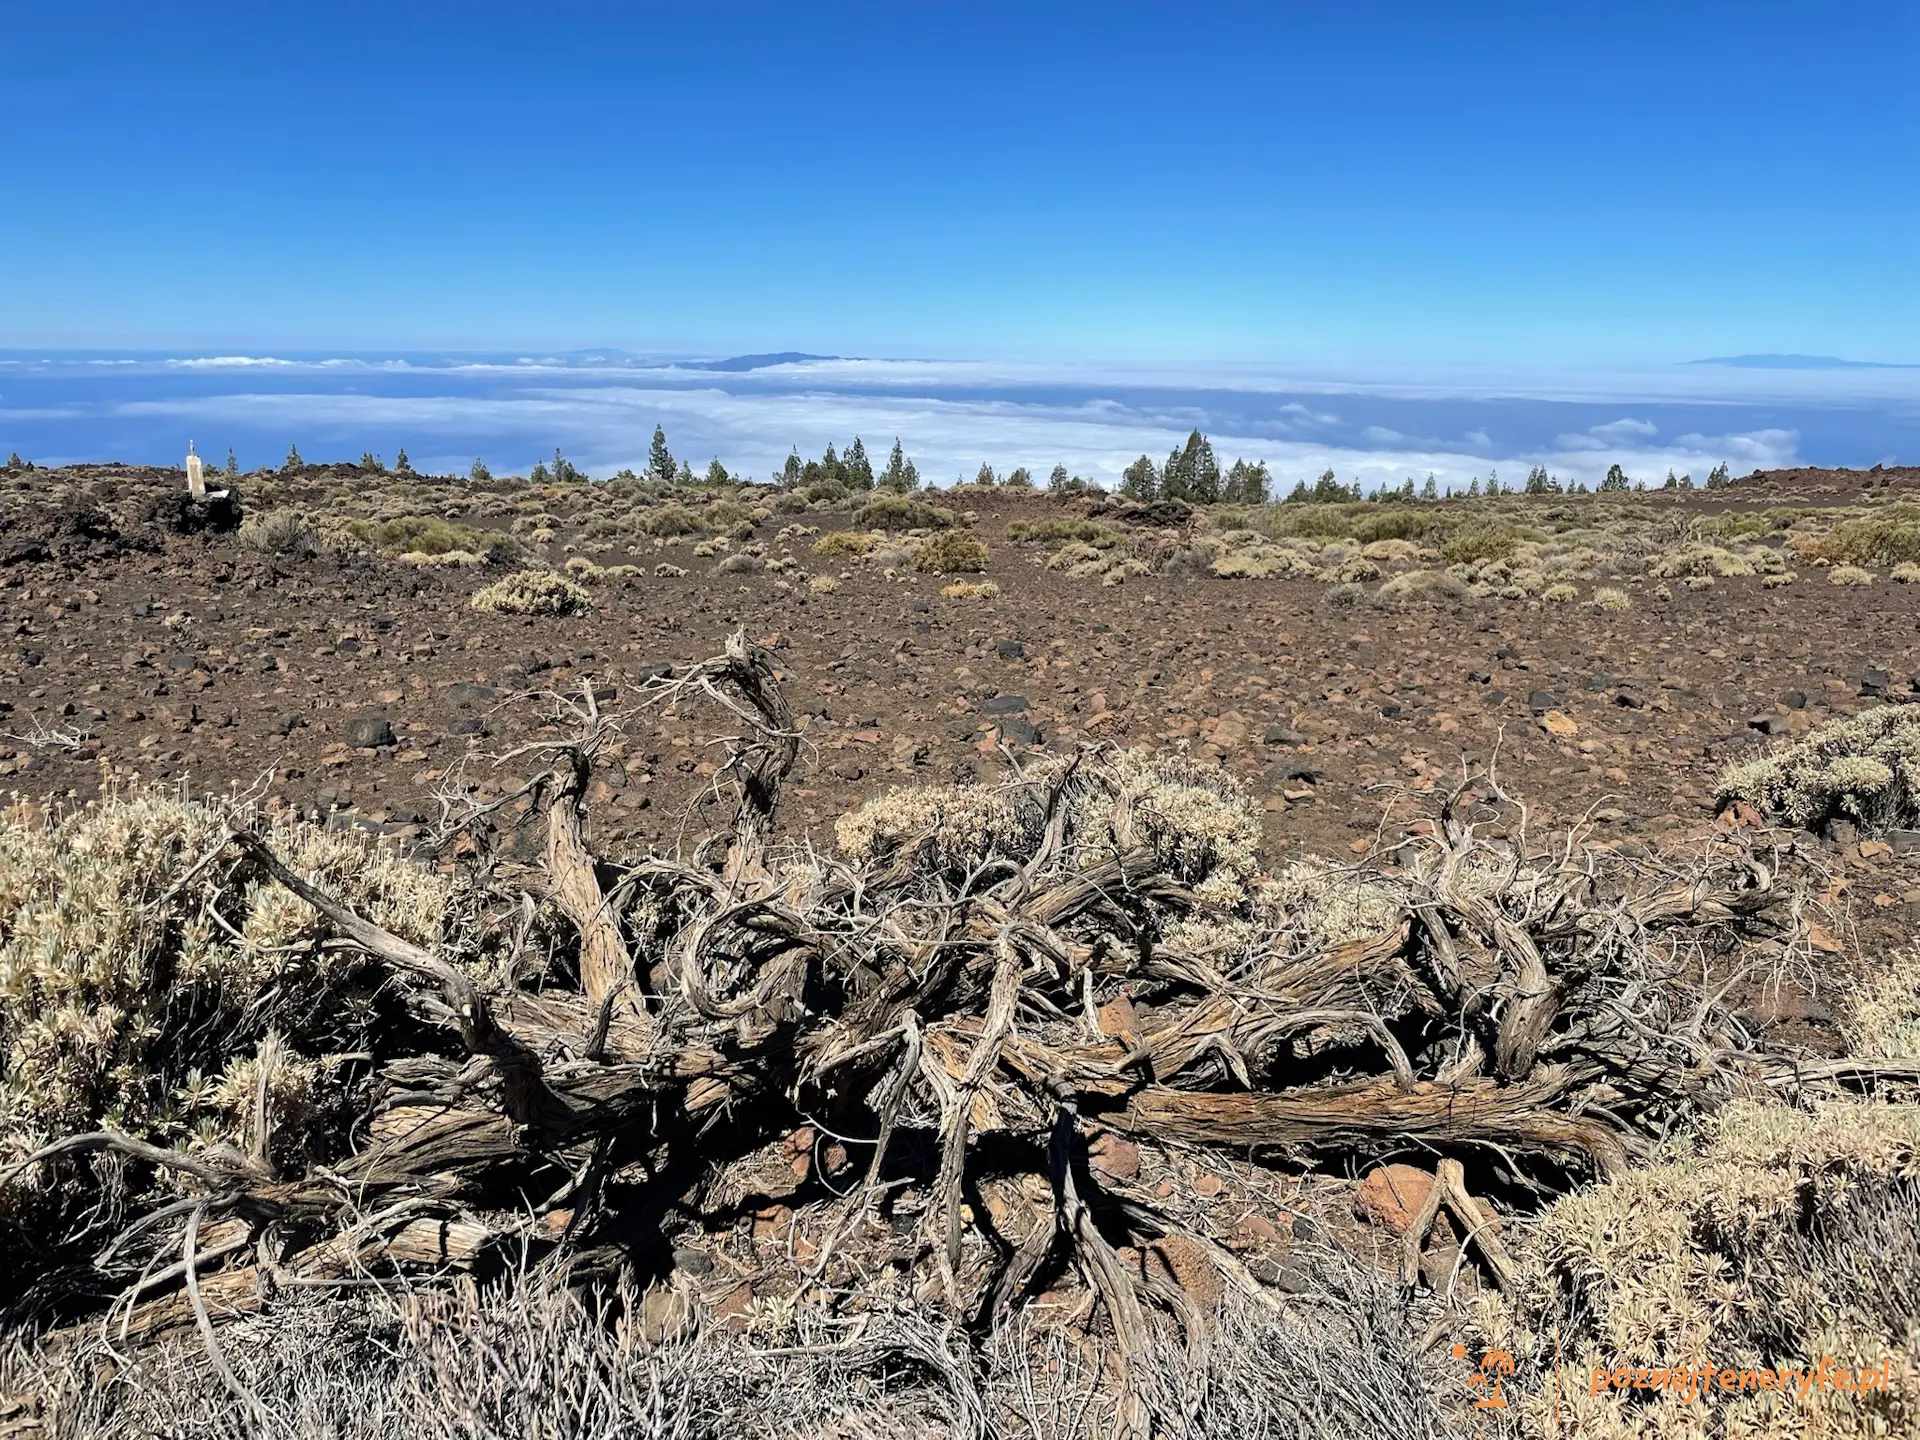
[811,530,879,558]
[1590,586,1631,613]
[471,569,592,615]
[1828,564,1874,586]
[912,530,990,573]
[807,574,840,594]
[939,580,1000,599]
[1541,582,1577,603]
[1716,706,1920,832]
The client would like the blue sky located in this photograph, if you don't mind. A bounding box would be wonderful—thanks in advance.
[3,2,1916,364]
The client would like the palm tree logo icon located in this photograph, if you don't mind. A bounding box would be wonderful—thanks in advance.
[1454,1344,1515,1409]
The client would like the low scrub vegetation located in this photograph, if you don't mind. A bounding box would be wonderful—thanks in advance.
[1717,707,1920,834]
[471,568,593,615]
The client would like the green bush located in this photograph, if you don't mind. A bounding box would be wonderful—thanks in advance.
[1441,522,1528,565]
[634,503,708,537]
[1807,505,1920,567]
[852,494,959,531]
[338,515,518,562]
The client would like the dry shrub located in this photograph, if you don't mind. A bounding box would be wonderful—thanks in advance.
[939,580,999,599]
[835,747,1259,902]
[1716,707,1920,834]
[1847,944,1920,1061]
[852,494,959,531]
[236,509,317,557]
[1360,537,1421,562]
[715,552,763,574]
[1540,582,1577,603]
[1469,1099,1920,1440]
[1442,522,1527,565]
[812,530,879,557]
[1590,586,1631,613]
[634,504,707,537]
[1828,564,1874,587]
[807,574,840,594]
[4,1254,1453,1440]
[1763,571,1798,588]
[471,569,592,615]
[400,548,484,568]
[1374,568,1468,605]
[654,562,688,577]
[0,796,447,1251]
[1210,546,1317,580]
[912,530,989,573]
[1891,561,1920,583]
[1644,543,1769,579]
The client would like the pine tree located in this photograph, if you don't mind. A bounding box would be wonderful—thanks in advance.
[879,439,916,493]
[1600,464,1630,492]
[284,443,302,471]
[470,458,492,482]
[360,452,385,473]
[394,448,414,474]
[781,449,803,486]
[1119,455,1160,501]
[529,460,550,484]
[705,458,730,486]
[1003,466,1032,489]
[974,462,997,488]
[1485,470,1502,497]
[1223,459,1270,504]
[550,448,584,484]
[648,425,676,483]
[1466,477,1481,498]
[1421,474,1439,501]
[1048,463,1070,492]
[1192,433,1221,504]
[822,443,843,486]
[4,451,21,471]
[1525,466,1552,495]
[1707,462,1732,489]
[844,437,874,491]
[223,447,239,476]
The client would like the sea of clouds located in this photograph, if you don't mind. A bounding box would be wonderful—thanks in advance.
[1,351,1914,492]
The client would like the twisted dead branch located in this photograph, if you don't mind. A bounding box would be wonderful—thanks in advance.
[4,630,1867,1435]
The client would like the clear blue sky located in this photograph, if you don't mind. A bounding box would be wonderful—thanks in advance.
[3,2,1914,363]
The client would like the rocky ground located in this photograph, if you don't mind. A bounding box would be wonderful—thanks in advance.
[4,464,1919,961]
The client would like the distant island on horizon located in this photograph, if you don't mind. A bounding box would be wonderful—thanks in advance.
[1690,353,1919,370]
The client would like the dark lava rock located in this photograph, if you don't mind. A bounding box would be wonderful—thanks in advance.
[982,694,1030,715]
[448,716,486,737]
[446,681,501,707]
[1527,690,1559,713]
[346,715,395,749]
[1782,691,1807,710]
[1748,714,1789,735]
[995,639,1027,661]
[1264,726,1307,747]
[997,716,1040,746]
[1613,690,1647,709]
